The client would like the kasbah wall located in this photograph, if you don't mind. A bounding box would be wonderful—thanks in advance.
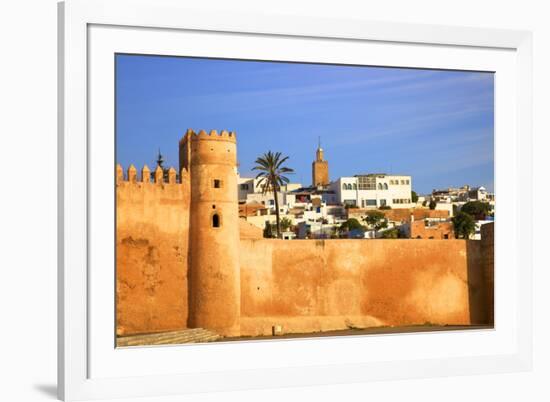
[116,129,494,337]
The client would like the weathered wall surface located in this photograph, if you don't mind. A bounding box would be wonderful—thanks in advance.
[239,218,264,239]
[481,223,494,325]
[240,238,490,336]
[185,130,242,336]
[116,177,190,336]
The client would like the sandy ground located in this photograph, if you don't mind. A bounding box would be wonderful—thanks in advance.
[219,325,493,342]
[116,325,494,347]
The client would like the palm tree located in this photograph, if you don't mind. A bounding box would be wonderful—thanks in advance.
[253,151,294,238]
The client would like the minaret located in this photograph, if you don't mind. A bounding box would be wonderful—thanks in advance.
[312,137,329,187]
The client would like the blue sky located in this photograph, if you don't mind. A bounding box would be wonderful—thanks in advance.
[116,55,494,194]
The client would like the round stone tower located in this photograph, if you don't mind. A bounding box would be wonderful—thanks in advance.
[182,129,240,337]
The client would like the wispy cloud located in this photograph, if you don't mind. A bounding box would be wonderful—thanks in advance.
[373,72,492,96]
[324,105,492,148]
[154,70,441,113]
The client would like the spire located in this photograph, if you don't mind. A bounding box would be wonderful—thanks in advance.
[156,148,165,169]
[316,137,324,161]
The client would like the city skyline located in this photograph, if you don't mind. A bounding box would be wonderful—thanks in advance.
[116,54,494,194]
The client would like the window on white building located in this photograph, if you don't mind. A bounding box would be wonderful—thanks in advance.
[357,176,376,190]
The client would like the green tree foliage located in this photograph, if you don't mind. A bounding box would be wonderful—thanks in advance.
[279,217,292,232]
[461,201,491,220]
[379,205,391,210]
[263,221,274,238]
[429,199,437,210]
[411,191,419,203]
[452,211,476,239]
[381,228,400,239]
[363,210,388,231]
[339,218,365,233]
[253,151,294,238]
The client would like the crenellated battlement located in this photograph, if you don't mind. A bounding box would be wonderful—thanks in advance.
[179,128,237,145]
[116,163,189,185]
[179,128,237,173]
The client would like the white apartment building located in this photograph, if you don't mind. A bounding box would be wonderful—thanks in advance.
[329,174,413,209]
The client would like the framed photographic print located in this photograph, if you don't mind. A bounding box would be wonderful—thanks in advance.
[58,0,533,400]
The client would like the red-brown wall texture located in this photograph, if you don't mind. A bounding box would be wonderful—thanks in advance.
[239,238,490,336]
[116,174,190,336]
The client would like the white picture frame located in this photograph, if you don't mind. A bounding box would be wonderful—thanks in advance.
[58,0,533,400]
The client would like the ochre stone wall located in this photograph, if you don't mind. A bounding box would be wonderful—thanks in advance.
[116,177,190,336]
[239,218,264,239]
[239,238,490,336]
[116,179,492,338]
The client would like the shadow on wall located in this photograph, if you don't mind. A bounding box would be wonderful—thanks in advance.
[466,222,494,326]
[186,249,193,329]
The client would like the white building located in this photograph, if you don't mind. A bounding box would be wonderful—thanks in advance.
[468,186,490,201]
[238,175,302,207]
[428,185,495,217]
[297,221,341,239]
[434,202,456,217]
[329,174,413,209]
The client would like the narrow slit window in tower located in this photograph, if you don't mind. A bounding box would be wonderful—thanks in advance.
[213,179,221,188]
[212,213,220,228]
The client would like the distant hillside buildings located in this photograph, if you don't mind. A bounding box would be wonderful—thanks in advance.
[237,142,494,240]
